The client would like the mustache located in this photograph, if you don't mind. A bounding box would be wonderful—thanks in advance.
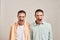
[19,20,24,21]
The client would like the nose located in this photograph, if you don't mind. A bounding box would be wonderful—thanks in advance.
[20,17,24,19]
[38,16,42,19]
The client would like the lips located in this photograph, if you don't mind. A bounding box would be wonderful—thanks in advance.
[37,18,42,21]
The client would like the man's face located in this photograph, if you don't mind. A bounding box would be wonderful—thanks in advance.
[35,12,44,21]
[17,13,26,22]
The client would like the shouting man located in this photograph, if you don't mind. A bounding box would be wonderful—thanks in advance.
[30,9,53,40]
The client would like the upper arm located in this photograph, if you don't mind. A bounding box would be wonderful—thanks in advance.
[9,26,12,40]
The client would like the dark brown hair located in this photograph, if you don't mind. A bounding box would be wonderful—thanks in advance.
[17,10,26,15]
[35,9,44,15]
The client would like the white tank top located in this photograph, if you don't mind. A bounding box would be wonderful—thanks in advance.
[16,25,25,40]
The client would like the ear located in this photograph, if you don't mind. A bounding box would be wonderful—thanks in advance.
[17,15,18,17]
[34,15,36,18]
[42,15,44,19]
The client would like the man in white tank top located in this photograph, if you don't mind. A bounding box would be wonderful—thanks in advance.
[16,10,26,40]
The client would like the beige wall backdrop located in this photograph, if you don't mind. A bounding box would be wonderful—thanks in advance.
[0,0,60,40]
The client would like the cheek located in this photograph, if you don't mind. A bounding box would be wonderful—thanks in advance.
[18,18,21,20]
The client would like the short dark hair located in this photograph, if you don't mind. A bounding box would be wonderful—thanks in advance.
[35,9,44,15]
[17,10,26,15]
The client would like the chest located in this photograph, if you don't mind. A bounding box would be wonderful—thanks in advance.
[16,25,25,36]
[32,25,49,35]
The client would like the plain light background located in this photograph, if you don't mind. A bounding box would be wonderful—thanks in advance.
[0,0,60,40]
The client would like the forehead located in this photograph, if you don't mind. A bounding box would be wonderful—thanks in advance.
[35,12,43,15]
[18,13,25,16]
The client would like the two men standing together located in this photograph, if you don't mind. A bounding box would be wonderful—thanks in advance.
[9,9,53,40]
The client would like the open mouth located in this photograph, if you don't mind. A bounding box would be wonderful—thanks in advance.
[38,19,42,21]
